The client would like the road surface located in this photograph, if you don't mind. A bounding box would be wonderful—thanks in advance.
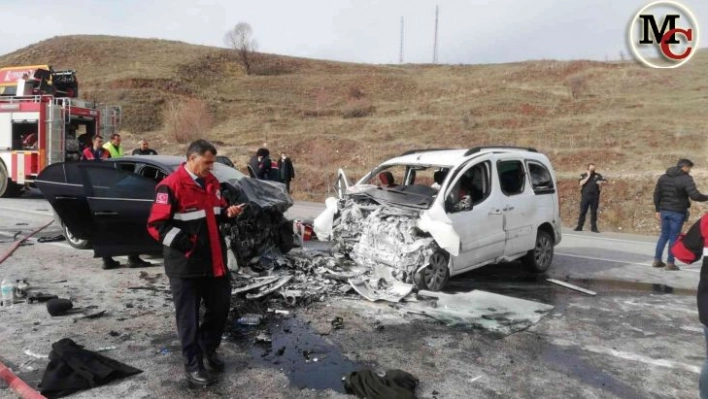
[0,196,702,399]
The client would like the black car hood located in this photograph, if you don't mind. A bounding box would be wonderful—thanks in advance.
[223,178,293,213]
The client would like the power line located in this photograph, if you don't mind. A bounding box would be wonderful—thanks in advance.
[433,5,439,64]
[399,16,404,64]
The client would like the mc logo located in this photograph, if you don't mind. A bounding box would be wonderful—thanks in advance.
[629,1,699,68]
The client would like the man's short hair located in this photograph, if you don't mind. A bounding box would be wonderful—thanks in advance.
[138,139,146,145]
[186,139,217,159]
[111,133,121,140]
[677,158,694,168]
[587,163,595,168]
[256,148,270,157]
[92,135,103,142]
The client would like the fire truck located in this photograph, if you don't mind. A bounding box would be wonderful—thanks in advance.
[0,65,121,197]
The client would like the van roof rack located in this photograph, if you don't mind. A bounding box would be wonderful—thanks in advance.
[464,146,538,156]
[400,148,461,156]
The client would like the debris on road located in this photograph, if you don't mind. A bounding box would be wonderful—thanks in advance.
[46,298,74,316]
[342,368,419,399]
[349,275,414,303]
[406,290,554,336]
[547,278,597,296]
[0,220,54,266]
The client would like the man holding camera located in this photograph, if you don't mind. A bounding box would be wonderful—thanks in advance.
[574,163,607,233]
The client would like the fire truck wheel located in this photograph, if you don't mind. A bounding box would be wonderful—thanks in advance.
[61,221,91,250]
[0,162,21,198]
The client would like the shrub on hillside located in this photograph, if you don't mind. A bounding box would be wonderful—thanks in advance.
[567,75,589,99]
[163,98,214,143]
[341,98,375,118]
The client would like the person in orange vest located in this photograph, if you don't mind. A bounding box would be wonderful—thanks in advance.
[147,139,245,387]
[81,135,110,161]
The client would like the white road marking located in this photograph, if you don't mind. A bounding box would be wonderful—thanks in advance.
[562,233,655,246]
[556,252,653,267]
[557,252,701,273]
[582,345,701,374]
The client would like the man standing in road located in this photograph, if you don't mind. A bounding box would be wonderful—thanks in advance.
[574,163,607,233]
[103,133,124,158]
[278,152,295,193]
[132,139,158,155]
[147,139,244,387]
[653,159,708,270]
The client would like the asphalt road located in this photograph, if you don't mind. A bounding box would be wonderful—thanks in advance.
[0,195,703,399]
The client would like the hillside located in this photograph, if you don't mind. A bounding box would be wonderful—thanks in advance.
[2,34,708,235]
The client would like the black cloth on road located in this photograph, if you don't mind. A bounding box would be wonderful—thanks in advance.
[39,338,142,398]
[343,369,418,399]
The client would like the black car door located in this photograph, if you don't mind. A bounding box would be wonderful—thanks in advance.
[35,162,93,240]
[78,163,161,257]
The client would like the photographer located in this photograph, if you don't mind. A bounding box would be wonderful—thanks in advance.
[574,163,607,233]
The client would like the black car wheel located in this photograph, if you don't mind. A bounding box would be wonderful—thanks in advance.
[414,249,450,292]
[62,221,91,250]
[523,230,554,273]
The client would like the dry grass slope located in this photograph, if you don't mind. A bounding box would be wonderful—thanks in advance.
[3,35,708,234]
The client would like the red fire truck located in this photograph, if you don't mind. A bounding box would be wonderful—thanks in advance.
[0,65,121,197]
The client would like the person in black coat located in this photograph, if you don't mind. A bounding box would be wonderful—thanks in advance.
[278,152,295,193]
[653,158,708,270]
[574,163,607,233]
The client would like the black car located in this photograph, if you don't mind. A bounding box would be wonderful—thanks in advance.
[35,155,295,263]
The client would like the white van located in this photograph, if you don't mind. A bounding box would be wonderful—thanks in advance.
[326,146,562,291]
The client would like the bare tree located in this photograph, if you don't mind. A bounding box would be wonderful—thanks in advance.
[224,22,258,75]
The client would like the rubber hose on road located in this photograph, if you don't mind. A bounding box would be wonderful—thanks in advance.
[0,221,53,398]
[0,220,53,266]
[0,361,47,399]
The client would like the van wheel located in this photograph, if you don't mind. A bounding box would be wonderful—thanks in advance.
[0,163,22,198]
[523,230,554,273]
[414,250,450,291]
[62,221,91,249]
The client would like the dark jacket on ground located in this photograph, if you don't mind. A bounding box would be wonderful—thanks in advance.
[39,338,142,398]
[278,157,295,182]
[653,166,708,213]
[147,165,229,278]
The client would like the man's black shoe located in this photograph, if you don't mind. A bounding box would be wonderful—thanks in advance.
[573,227,582,231]
[591,228,600,233]
[205,351,225,372]
[128,257,153,268]
[185,369,216,387]
[102,258,120,270]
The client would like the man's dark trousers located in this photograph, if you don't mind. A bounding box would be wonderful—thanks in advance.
[577,193,599,230]
[168,276,231,372]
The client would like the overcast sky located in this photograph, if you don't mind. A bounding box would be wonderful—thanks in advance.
[2,0,706,64]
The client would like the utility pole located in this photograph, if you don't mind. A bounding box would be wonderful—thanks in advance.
[399,16,404,64]
[433,5,439,64]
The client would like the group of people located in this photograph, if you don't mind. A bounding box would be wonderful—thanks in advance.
[81,133,158,161]
[248,147,296,193]
[575,159,708,271]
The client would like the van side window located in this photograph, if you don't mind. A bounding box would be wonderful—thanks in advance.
[497,160,525,196]
[446,161,491,213]
[528,162,555,194]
